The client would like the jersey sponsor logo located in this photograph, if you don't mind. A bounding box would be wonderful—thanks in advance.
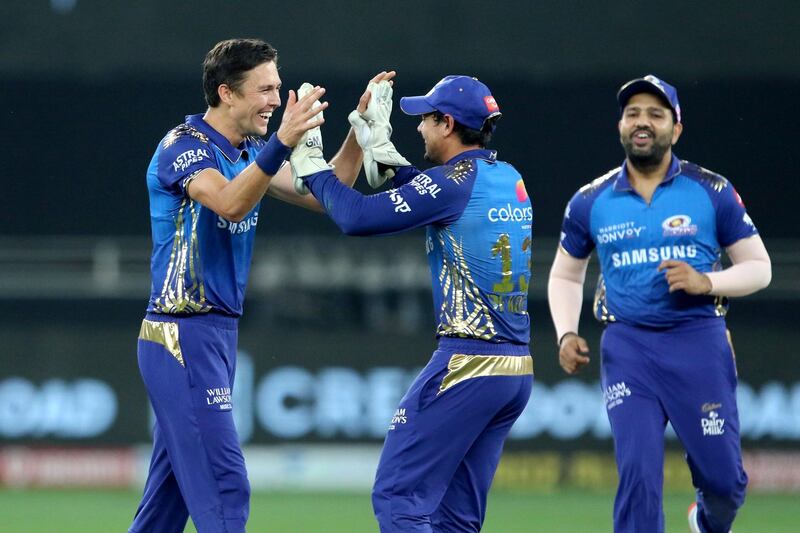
[171,148,211,173]
[409,174,441,198]
[701,410,725,436]
[217,212,259,234]
[488,204,533,223]
[206,387,232,411]
[662,214,698,237]
[611,245,697,268]
[389,189,411,212]
[388,408,408,430]
[596,221,646,243]
[603,381,631,410]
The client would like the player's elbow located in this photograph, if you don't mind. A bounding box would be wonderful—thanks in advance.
[756,258,772,290]
[337,219,370,236]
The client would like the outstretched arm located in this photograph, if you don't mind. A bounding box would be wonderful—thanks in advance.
[264,71,397,212]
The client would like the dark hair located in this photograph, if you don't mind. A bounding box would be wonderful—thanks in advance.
[202,39,278,107]
[427,111,498,147]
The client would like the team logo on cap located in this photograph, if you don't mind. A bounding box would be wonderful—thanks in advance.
[484,96,499,112]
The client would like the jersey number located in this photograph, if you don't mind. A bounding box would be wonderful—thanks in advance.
[491,234,532,294]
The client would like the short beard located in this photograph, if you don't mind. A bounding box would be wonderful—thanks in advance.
[621,137,671,171]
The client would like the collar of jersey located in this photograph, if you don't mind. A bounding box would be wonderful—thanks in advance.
[185,114,248,163]
[445,148,497,166]
[614,154,682,192]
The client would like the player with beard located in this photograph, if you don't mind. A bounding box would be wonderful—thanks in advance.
[547,75,771,533]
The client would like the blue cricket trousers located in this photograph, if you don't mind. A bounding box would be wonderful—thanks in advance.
[601,317,747,533]
[130,312,249,533]
[372,338,533,533]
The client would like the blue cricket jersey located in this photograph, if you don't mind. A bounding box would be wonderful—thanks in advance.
[305,149,532,344]
[560,155,758,328]
[145,114,266,317]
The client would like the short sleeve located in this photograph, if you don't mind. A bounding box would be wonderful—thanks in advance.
[559,191,595,258]
[716,184,759,247]
[157,128,217,196]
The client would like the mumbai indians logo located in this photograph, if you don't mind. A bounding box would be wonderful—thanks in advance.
[662,214,698,237]
[701,410,725,436]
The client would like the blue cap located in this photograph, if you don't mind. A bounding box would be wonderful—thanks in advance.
[399,75,501,131]
[617,75,681,123]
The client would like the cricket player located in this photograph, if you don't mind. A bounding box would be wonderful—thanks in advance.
[130,38,382,532]
[547,75,772,533]
[289,74,534,532]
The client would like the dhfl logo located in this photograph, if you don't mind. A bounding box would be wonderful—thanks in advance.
[484,95,499,112]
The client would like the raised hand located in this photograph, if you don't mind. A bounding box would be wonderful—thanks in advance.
[276,86,328,147]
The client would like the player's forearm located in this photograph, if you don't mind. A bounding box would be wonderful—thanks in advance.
[328,128,363,187]
[548,248,590,342]
[706,235,772,297]
[548,276,585,343]
[706,259,771,296]
[306,170,386,235]
[212,134,292,220]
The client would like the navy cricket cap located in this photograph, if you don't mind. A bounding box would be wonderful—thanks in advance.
[617,74,681,123]
[399,75,502,131]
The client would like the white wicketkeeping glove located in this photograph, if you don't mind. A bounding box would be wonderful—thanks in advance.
[291,82,333,195]
[348,80,410,188]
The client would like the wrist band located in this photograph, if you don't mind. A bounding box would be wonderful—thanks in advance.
[255,133,291,176]
[558,331,577,346]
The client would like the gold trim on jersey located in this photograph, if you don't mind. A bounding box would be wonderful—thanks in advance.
[593,273,616,323]
[139,319,184,367]
[154,198,212,314]
[436,229,498,340]
[439,353,533,394]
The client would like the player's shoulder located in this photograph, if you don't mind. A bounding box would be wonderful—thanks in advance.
[576,166,620,199]
[425,158,479,186]
[678,160,732,194]
[161,122,211,150]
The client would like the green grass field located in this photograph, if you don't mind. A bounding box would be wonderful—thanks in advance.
[0,489,796,532]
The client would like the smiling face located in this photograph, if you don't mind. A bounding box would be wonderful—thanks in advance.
[225,61,282,141]
[417,112,448,164]
[618,92,682,169]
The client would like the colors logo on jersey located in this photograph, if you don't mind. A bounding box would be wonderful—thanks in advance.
[661,214,698,237]
[488,204,533,223]
[515,179,528,202]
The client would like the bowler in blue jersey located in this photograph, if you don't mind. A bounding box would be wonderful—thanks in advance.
[292,75,534,532]
[130,38,376,533]
[547,75,772,533]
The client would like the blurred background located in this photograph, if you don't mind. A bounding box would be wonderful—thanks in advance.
[2,1,799,531]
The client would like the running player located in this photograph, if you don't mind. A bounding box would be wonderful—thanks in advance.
[547,75,772,533]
